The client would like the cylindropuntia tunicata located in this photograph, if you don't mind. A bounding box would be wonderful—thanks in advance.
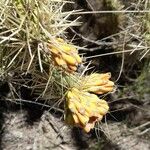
[0,0,114,133]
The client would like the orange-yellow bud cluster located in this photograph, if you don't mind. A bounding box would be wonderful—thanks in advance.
[65,88,109,132]
[48,38,82,73]
[82,73,115,94]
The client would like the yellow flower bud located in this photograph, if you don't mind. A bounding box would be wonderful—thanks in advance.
[81,73,115,94]
[48,38,82,72]
[65,88,109,132]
